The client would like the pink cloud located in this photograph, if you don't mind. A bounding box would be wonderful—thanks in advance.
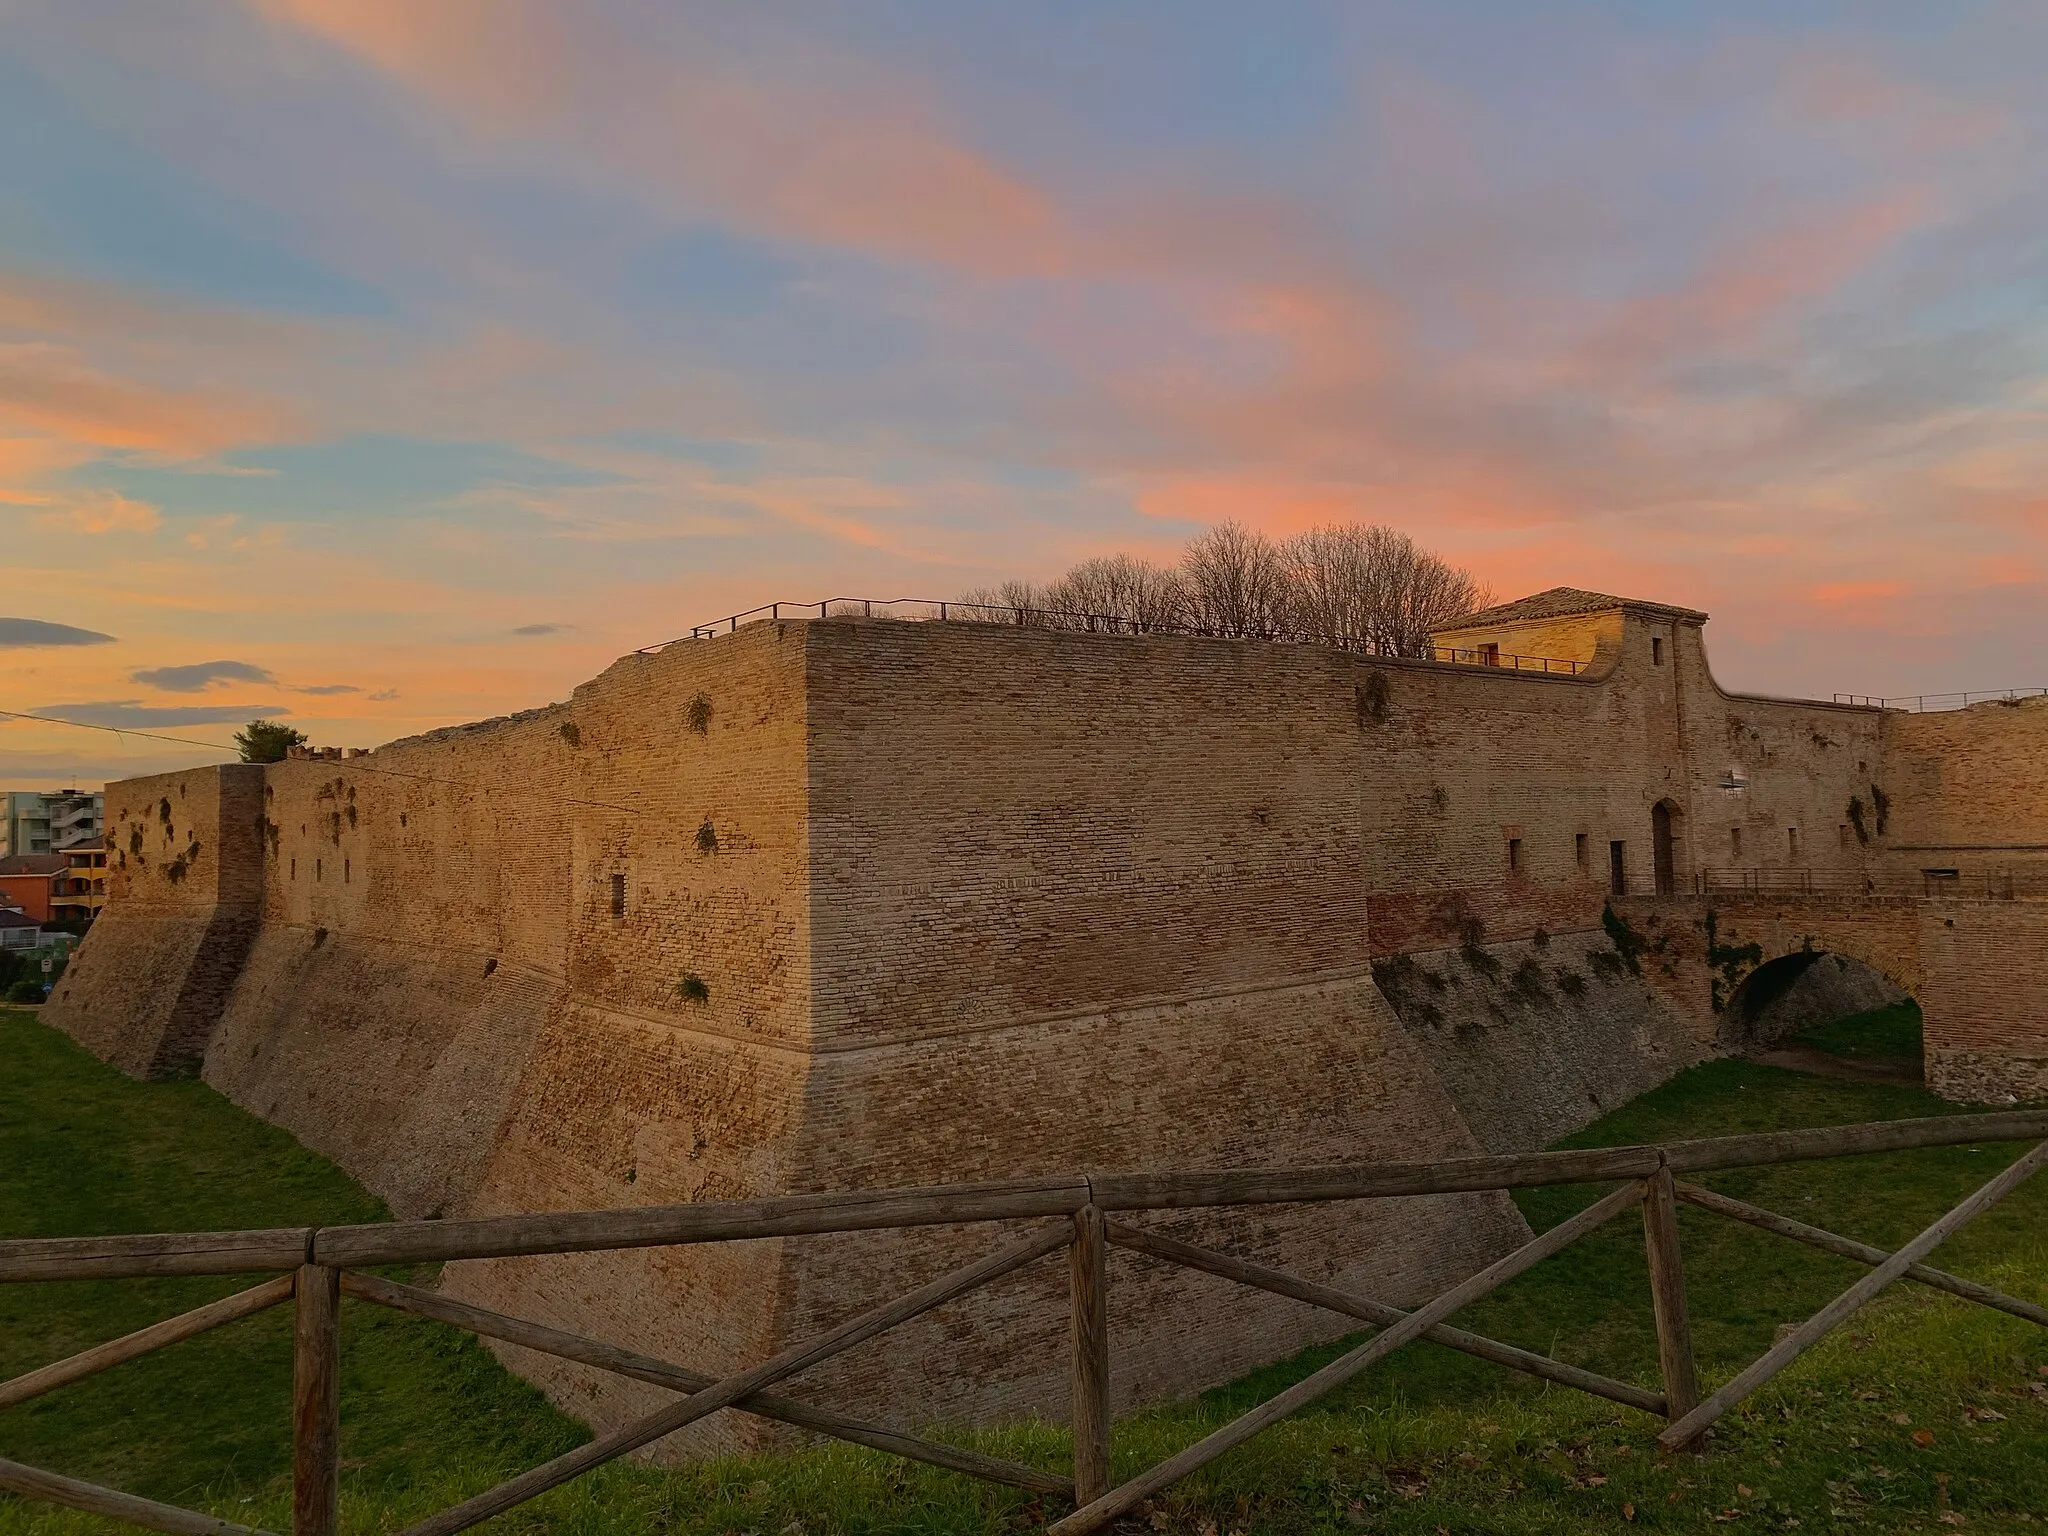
[257,0,1071,277]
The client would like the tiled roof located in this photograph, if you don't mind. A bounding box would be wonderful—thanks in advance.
[1436,586,1708,631]
[0,854,66,876]
[0,908,39,928]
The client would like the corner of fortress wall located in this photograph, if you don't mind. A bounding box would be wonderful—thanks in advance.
[46,763,267,1078]
[39,607,2048,1450]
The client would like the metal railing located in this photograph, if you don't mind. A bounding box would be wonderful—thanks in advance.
[1833,688,2047,712]
[1690,867,2048,901]
[641,597,1585,675]
[3,1110,2046,1536]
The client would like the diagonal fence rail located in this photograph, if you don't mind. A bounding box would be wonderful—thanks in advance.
[3,1110,2046,1536]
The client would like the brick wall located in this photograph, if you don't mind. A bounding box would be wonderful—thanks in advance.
[45,598,2048,1451]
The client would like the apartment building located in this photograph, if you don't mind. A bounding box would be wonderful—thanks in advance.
[0,789,105,858]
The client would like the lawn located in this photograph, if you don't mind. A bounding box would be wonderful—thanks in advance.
[4,1001,2047,1534]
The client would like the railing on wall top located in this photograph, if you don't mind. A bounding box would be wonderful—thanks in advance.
[636,597,1585,675]
[1688,867,2048,901]
[1832,687,2047,712]
[3,1110,2046,1536]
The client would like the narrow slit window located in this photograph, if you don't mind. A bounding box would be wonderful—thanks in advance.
[1730,827,1742,858]
[1839,824,1851,849]
[1652,636,1664,666]
[1508,837,1523,873]
[290,858,296,881]
[1575,832,1588,869]
[343,859,350,884]
[1609,840,1627,896]
[610,872,627,919]
[316,859,322,882]
[1788,827,1800,859]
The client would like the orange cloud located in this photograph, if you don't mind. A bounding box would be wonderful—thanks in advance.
[39,493,164,536]
[0,343,273,456]
[1570,191,1934,380]
[258,0,1068,276]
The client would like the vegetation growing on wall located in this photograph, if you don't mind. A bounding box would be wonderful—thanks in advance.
[1598,904,1646,977]
[1703,909,1767,1013]
[694,820,718,854]
[687,693,713,734]
[1369,953,1449,1029]
[1846,795,1869,844]
[1356,670,1391,724]
[1507,957,1551,1007]
[1871,782,1891,835]
[557,721,580,748]
[1458,914,1502,980]
[676,972,710,1006]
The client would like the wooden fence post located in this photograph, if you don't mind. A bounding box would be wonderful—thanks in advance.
[1069,1204,1110,1506]
[293,1264,341,1536]
[1640,1165,1701,1442]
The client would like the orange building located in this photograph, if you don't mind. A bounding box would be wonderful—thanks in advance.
[0,854,66,924]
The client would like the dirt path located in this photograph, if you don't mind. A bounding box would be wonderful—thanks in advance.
[1748,1044,1922,1086]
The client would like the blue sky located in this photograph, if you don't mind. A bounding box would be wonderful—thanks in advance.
[2,1,2046,785]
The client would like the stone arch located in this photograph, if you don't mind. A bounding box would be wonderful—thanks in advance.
[1708,902,1926,1005]
[1721,948,1912,1053]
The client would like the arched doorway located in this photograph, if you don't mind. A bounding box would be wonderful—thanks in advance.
[1652,799,1681,896]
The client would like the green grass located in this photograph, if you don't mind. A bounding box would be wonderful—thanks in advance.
[0,1007,582,1510]
[4,1003,2048,1534]
[1794,1000,1926,1064]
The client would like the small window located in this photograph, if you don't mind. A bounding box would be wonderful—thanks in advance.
[290,858,296,881]
[1609,840,1627,897]
[610,872,627,919]
[344,859,350,884]
[1730,827,1742,858]
[1508,837,1523,873]
[316,859,322,882]
[1575,832,1588,868]
[1788,827,1800,859]
[1652,636,1664,666]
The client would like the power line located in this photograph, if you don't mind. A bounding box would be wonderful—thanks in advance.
[0,710,237,754]
[1,707,644,815]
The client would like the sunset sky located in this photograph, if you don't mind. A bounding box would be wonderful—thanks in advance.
[3,2,2046,788]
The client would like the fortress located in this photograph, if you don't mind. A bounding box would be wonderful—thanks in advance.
[43,588,2048,1454]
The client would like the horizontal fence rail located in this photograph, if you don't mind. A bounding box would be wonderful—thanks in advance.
[1833,687,2047,712]
[3,1108,2045,1536]
[1689,867,2048,901]
[634,595,1585,675]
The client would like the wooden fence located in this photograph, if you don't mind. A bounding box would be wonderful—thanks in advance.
[3,1108,2046,1536]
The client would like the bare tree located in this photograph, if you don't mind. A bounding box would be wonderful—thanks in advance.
[956,579,1053,624]
[1180,520,1291,638]
[1281,523,1488,656]
[960,519,1485,654]
[1042,554,1191,632]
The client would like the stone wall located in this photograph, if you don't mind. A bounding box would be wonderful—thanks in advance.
[52,763,266,1078]
[44,592,2048,1454]
[1374,927,1715,1153]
